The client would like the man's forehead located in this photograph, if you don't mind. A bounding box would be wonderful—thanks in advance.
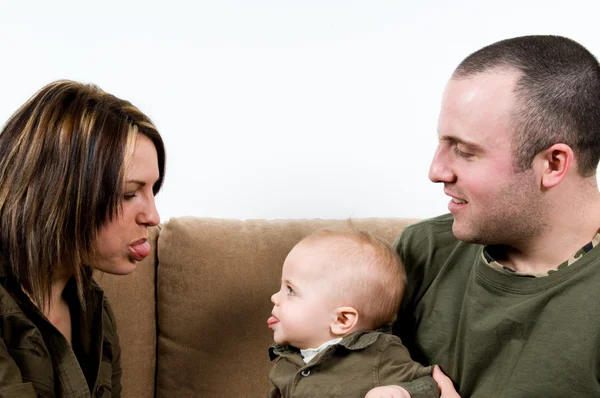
[437,69,520,147]
[451,64,522,83]
[444,69,520,102]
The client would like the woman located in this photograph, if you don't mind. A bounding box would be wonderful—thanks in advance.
[0,80,166,397]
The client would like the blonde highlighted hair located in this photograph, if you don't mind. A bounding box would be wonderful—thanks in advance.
[0,80,166,310]
[302,224,406,329]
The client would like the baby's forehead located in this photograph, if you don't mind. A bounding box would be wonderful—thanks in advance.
[292,235,372,274]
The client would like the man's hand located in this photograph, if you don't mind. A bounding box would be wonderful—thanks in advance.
[365,385,411,398]
[432,365,461,398]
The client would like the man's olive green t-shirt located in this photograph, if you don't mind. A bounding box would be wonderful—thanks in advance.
[394,214,600,397]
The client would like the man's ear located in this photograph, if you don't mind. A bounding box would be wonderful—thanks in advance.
[536,143,573,189]
[330,306,359,336]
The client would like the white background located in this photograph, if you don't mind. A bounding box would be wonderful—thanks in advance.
[1,0,599,221]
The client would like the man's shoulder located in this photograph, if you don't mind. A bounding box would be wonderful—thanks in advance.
[396,213,481,281]
[402,213,455,235]
[396,213,458,253]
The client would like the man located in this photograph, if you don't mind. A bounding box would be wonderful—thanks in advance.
[386,35,600,397]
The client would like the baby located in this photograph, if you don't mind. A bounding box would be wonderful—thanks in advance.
[267,227,439,398]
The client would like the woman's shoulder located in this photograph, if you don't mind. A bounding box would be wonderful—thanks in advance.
[0,282,22,316]
[0,281,51,360]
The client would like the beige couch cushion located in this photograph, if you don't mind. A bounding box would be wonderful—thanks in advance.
[96,225,160,398]
[155,217,415,398]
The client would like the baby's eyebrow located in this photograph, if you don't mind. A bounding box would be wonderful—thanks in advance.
[283,279,297,288]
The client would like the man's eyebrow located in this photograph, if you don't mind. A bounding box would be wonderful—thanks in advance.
[440,135,483,151]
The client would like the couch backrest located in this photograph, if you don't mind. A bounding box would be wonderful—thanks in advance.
[96,224,160,398]
[154,217,416,398]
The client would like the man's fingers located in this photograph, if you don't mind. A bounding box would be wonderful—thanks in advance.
[364,386,411,398]
[432,365,449,385]
[432,365,460,398]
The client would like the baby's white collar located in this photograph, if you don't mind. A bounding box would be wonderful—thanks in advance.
[300,337,343,364]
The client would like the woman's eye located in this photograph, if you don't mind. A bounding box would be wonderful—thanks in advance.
[124,193,137,200]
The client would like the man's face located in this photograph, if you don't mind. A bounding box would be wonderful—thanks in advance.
[429,70,545,245]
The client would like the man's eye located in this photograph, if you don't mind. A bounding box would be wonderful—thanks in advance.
[453,146,473,158]
[287,286,295,295]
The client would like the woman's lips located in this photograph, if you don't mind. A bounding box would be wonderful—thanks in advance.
[129,240,151,261]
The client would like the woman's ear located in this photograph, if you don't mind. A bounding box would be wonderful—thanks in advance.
[330,306,359,336]
[536,143,573,189]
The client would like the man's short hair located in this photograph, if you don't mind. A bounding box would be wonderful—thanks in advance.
[453,35,600,177]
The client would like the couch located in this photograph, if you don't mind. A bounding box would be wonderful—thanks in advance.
[96,216,417,397]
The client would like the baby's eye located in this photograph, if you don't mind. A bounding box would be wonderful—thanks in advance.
[287,286,295,296]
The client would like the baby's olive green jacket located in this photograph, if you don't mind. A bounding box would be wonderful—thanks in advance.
[0,261,121,397]
[268,328,439,398]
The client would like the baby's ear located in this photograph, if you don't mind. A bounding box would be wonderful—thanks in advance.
[330,306,359,336]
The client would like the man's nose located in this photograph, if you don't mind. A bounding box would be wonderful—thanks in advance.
[428,147,456,184]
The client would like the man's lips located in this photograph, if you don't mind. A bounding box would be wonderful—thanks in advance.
[444,190,467,203]
[444,190,468,211]
[129,239,150,261]
[267,315,279,328]
[448,198,468,214]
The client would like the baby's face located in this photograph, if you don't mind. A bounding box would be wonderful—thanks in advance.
[268,241,338,349]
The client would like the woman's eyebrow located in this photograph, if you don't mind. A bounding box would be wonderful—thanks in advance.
[125,180,146,186]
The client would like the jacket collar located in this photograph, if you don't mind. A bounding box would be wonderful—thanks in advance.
[269,325,393,362]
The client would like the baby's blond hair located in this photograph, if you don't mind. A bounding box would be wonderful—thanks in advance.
[300,225,406,329]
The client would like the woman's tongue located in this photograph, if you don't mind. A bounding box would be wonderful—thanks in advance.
[129,241,150,261]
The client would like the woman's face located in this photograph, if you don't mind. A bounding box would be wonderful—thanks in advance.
[91,133,161,274]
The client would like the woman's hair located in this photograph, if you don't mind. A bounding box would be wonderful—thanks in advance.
[0,80,166,310]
